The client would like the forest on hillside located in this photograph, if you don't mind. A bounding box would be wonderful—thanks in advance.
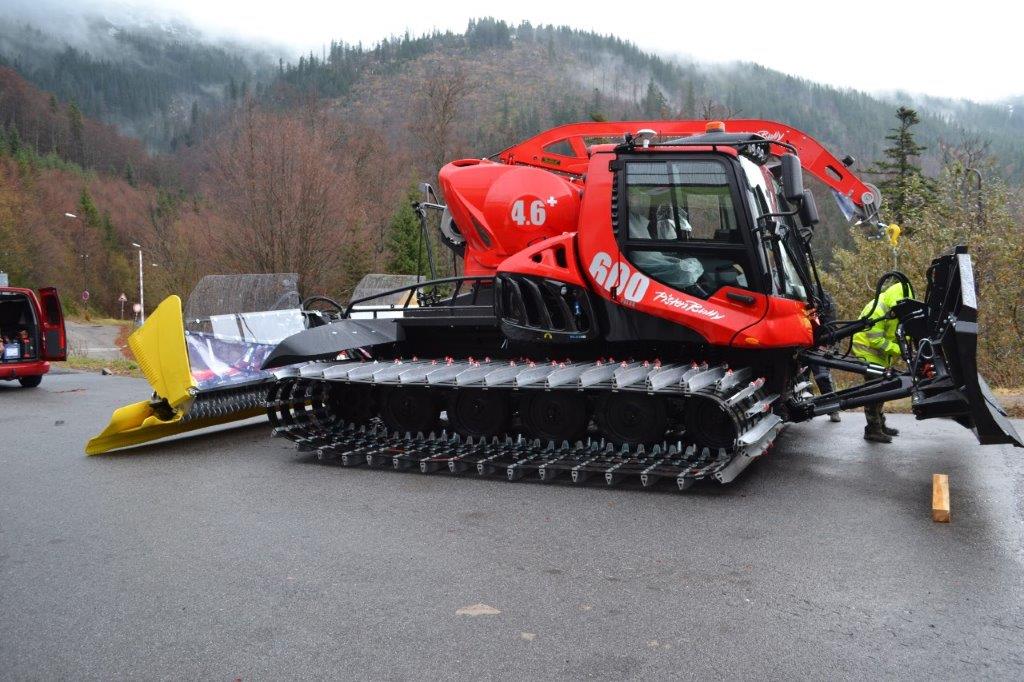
[0,17,1021,385]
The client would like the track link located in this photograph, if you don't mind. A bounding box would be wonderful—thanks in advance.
[267,358,785,488]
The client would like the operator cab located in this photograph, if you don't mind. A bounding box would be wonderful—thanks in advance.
[620,155,754,301]
[616,131,819,308]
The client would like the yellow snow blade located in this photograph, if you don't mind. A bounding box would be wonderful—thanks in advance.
[86,293,272,454]
[129,295,196,409]
[85,399,264,455]
[85,294,200,454]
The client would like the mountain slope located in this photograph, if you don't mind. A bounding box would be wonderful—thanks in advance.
[0,15,272,149]
[2,15,1022,180]
[274,20,1024,181]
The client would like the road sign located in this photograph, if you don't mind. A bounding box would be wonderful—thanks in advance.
[118,293,128,302]
[132,303,142,313]
[81,290,90,302]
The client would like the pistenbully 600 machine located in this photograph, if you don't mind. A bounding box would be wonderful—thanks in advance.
[92,120,1021,488]
[263,120,1020,488]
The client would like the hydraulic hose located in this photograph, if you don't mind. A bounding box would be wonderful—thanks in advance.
[817,270,914,350]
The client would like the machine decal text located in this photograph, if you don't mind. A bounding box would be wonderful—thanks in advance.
[652,290,726,320]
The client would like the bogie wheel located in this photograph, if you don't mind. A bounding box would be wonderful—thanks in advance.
[449,390,510,437]
[684,397,739,450]
[596,393,667,445]
[380,388,438,434]
[519,392,588,442]
[19,375,42,388]
[328,383,374,423]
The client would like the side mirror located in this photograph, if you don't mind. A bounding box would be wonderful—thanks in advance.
[798,189,819,227]
[780,153,804,203]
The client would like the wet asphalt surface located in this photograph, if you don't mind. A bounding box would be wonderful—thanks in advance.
[1,370,1023,680]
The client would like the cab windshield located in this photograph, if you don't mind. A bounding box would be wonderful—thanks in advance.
[742,159,809,303]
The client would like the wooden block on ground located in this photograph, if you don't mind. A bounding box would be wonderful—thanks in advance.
[932,473,950,523]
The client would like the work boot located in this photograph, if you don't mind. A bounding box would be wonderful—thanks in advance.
[882,424,900,437]
[828,411,842,423]
[864,427,892,443]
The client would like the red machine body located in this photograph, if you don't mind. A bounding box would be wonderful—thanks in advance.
[437,120,866,350]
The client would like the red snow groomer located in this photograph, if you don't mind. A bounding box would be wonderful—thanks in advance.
[265,120,1021,488]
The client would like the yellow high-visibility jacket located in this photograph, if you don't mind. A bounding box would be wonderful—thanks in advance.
[851,282,913,367]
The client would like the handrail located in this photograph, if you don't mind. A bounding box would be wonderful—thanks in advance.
[343,276,494,318]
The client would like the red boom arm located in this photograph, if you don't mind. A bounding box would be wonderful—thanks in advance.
[496,120,874,208]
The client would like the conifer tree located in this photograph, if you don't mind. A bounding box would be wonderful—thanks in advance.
[123,162,137,187]
[386,192,424,276]
[78,189,100,227]
[642,78,668,119]
[7,124,21,156]
[67,101,84,164]
[868,106,936,230]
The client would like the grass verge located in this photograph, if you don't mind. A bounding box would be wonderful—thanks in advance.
[63,355,142,378]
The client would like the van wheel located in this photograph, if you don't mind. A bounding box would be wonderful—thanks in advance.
[19,376,42,388]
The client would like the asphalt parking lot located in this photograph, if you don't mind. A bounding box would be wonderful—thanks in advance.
[2,370,1023,680]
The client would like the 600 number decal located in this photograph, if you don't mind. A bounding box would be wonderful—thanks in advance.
[588,252,649,303]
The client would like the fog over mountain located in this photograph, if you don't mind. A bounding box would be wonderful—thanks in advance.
[1,0,1021,180]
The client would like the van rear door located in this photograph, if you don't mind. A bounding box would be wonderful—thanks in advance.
[37,287,67,361]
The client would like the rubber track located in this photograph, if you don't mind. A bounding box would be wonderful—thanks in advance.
[265,358,785,487]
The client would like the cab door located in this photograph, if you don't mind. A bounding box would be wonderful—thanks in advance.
[37,287,67,361]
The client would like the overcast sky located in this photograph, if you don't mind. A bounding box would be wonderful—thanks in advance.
[9,0,1023,101]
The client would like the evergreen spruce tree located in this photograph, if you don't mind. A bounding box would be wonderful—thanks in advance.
[68,101,85,164]
[684,81,696,118]
[79,188,101,227]
[588,88,606,122]
[868,106,936,230]
[7,124,21,156]
[641,78,668,119]
[100,210,118,249]
[386,192,424,275]
[123,162,137,187]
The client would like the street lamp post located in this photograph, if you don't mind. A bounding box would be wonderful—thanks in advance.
[64,212,89,301]
[131,242,145,324]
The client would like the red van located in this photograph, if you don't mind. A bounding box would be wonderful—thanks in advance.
[0,287,66,387]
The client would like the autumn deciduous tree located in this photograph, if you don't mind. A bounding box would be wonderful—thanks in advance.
[207,103,376,297]
[824,146,1024,387]
[410,61,472,178]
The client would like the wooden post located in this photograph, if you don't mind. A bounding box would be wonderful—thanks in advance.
[932,474,950,523]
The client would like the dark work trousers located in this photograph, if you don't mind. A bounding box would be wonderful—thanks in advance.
[811,363,835,396]
[863,377,886,431]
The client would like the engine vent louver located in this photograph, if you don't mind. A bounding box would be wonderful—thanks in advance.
[496,274,595,343]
